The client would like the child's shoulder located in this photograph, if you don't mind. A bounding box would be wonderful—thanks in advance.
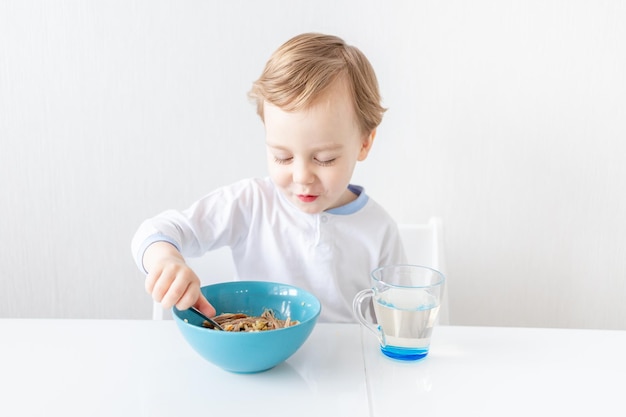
[356,191,397,224]
[225,177,275,193]
[215,177,277,201]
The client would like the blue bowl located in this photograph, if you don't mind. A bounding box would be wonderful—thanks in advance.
[173,281,321,373]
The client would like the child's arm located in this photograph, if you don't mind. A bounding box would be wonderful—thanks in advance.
[142,241,216,317]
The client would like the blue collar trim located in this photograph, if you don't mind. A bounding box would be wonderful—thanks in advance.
[326,184,368,215]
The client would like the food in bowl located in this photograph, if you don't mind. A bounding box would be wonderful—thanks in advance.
[173,281,321,373]
[201,309,299,331]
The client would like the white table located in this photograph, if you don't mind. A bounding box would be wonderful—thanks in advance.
[0,320,367,417]
[1,320,625,416]
[362,325,626,416]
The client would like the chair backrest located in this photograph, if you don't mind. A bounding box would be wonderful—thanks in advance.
[152,217,448,323]
[397,217,449,325]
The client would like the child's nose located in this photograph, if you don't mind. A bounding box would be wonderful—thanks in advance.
[292,160,315,185]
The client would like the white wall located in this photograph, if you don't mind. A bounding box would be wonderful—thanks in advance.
[1,0,625,328]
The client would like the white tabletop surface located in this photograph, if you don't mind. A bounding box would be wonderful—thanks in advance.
[362,324,626,416]
[2,319,625,416]
[0,320,367,417]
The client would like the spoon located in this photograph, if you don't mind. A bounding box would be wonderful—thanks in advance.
[188,306,224,331]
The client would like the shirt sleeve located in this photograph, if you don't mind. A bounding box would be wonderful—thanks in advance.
[130,179,256,274]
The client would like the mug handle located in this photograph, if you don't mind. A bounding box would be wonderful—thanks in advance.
[353,289,383,345]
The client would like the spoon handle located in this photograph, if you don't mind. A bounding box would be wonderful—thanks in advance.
[188,306,224,331]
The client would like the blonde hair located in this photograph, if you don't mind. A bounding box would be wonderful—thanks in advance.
[249,33,386,135]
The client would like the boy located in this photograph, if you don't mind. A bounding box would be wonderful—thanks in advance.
[131,33,406,322]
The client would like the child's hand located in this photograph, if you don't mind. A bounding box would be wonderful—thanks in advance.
[142,242,217,317]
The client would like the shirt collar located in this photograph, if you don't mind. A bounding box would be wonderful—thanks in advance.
[326,184,368,215]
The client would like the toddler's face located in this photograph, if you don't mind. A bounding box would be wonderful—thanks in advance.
[264,78,374,214]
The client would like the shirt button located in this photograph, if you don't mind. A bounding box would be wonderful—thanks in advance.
[321,215,328,223]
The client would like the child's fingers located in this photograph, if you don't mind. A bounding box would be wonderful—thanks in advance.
[193,294,217,318]
[175,285,201,312]
[160,277,191,309]
[150,270,176,304]
[144,269,161,295]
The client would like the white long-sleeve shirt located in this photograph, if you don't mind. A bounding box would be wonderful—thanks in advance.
[131,177,406,322]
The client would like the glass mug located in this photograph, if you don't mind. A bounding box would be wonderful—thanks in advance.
[353,264,445,361]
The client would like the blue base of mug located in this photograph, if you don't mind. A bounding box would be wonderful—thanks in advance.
[380,345,429,361]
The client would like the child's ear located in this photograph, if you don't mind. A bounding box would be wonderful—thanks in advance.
[357,129,376,161]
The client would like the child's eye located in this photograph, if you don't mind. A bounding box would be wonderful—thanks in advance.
[315,158,336,167]
[274,156,292,165]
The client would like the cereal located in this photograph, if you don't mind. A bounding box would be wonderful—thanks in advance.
[201,309,298,332]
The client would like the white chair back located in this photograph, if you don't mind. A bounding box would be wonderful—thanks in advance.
[398,217,449,325]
